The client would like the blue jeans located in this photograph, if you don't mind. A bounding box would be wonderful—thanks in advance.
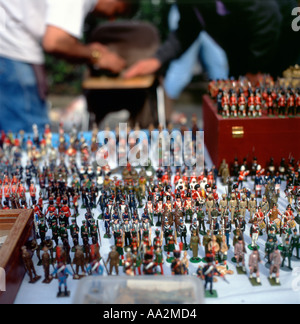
[0,57,49,134]
[164,5,229,100]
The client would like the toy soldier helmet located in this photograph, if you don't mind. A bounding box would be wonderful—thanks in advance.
[205,184,210,189]
[287,205,292,209]
[176,194,181,199]
[222,194,226,199]
[166,185,171,190]
[250,194,255,199]
[148,196,152,201]
[167,196,171,201]
[155,229,160,235]
[233,183,238,189]
[186,193,191,198]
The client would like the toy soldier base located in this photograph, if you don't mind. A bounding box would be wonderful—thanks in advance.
[205,290,218,298]
[248,244,260,251]
[57,288,70,298]
[190,257,201,263]
[236,266,247,275]
[268,277,281,286]
[249,278,262,287]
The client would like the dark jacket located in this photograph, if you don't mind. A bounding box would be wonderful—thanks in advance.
[155,0,300,77]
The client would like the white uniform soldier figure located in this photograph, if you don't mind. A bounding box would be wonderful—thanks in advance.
[250,219,259,248]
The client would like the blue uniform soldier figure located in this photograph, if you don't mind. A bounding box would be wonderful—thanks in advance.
[52,262,73,297]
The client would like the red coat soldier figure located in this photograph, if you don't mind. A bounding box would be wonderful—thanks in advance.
[230,91,238,117]
[155,197,164,226]
[296,88,300,115]
[238,92,247,117]
[266,90,275,115]
[173,194,183,211]
[277,91,286,116]
[60,200,71,226]
[161,171,170,187]
[163,196,173,213]
[238,166,250,189]
[142,250,157,275]
[3,183,11,206]
[254,92,262,117]
[174,171,181,186]
[247,92,255,117]
[286,90,295,116]
[221,91,230,117]
[29,181,37,206]
[146,196,154,225]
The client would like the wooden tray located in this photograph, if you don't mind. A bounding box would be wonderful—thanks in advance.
[0,210,34,304]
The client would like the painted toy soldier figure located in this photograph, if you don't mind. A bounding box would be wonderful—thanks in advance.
[153,229,162,250]
[249,247,262,284]
[198,254,222,295]
[265,236,276,264]
[178,218,188,248]
[223,214,232,247]
[52,262,73,297]
[291,228,300,259]
[21,246,41,284]
[281,238,293,270]
[70,219,79,248]
[234,236,246,272]
[171,250,186,275]
[190,230,201,262]
[38,218,48,246]
[228,194,238,224]
[81,220,89,242]
[269,247,282,284]
[41,246,53,284]
[123,219,132,247]
[142,250,157,275]
[89,219,98,244]
[166,229,176,261]
[196,206,206,234]
[250,219,259,248]
[73,246,86,279]
[115,231,124,265]
[124,252,135,276]
[103,208,111,238]
[248,194,257,223]
[106,245,120,275]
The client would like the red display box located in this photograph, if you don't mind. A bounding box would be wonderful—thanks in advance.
[203,94,300,168]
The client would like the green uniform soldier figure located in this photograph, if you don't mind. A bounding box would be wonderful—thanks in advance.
[81,220,89,242]
[154,247,164,275]
[38,219,48,246]
[59,223,68,243]
[70,219,79,249]
[267,226,278,244]
[90,219,98,243]
[265,237,276,264]
[196,207,206,234]
[281,238,293,270]
[291,228,300,259]
[189,230,201,263]
[166,229,176,262]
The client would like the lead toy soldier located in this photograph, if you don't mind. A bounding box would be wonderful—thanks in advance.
[265,236,276,264]
[250,219,260,249]
[229,194,238,224]
[52,262,73,297]
[41,246,53,284]
[277,91,286,116]
[269,247,282,285]
[106,245,120,275]
[291,228,300,259]
[171,250,186,275]
[166,229,176,262]
[73,246,87,279]
[115,231,124,265]
[248,194,257,223]
[239,195,248,219]
[178,219,188,249]
[197,254,223,296]
[189,230,201,263]
[21,246,41,284]
[70,219,79,249]
[234,236,246,272]
[142,250,157,275]
[249,247,262,284]
[281,238,292,270]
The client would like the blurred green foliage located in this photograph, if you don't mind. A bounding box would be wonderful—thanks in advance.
[46,0,172,95]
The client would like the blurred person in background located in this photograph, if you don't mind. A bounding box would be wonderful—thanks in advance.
[0,0,133,133]
[124,0,300,85]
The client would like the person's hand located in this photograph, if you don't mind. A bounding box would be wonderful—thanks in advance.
[88,43,126,74]
[123,58,162,79]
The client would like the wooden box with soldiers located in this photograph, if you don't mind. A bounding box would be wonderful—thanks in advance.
[204,76,300,168]
[0,209,35,304]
